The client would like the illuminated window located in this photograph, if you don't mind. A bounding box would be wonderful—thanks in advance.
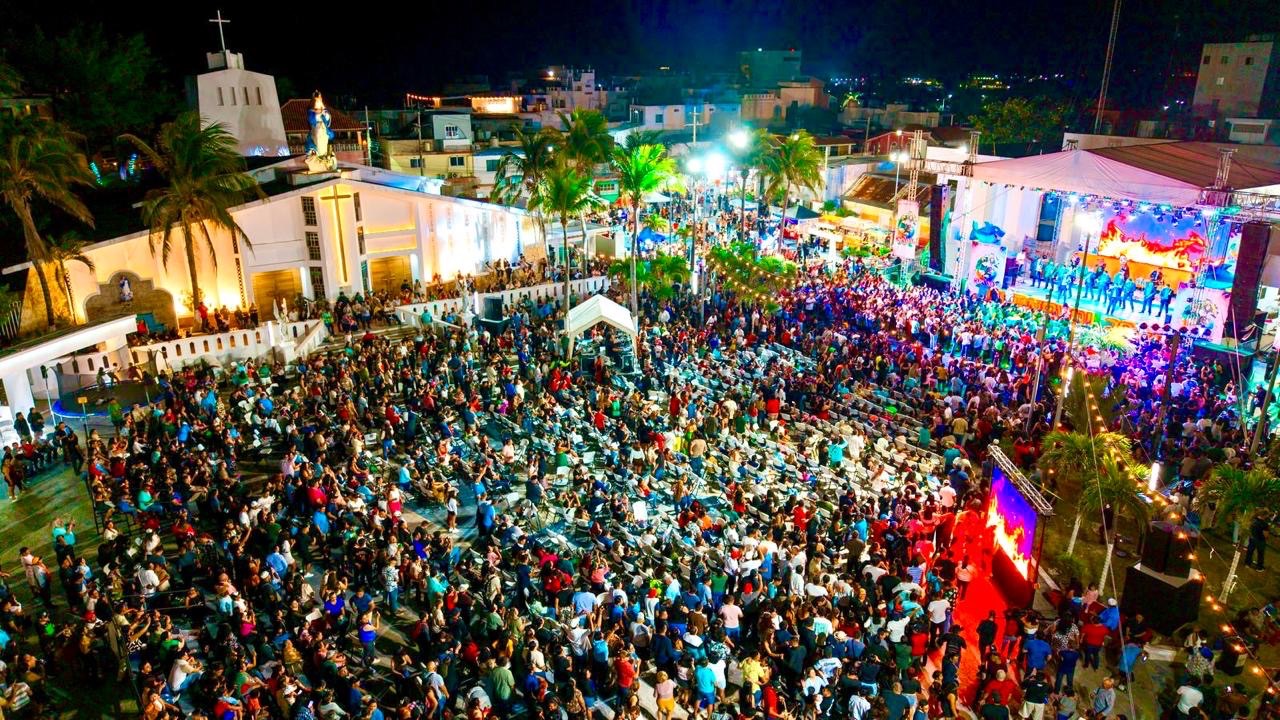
[353,192,362,221]
[444,125,462,139]
[309,267,326,299]
[357,226,366,254]
[301,197,317,226]
[306,231,321,261]
[449,156,466,167]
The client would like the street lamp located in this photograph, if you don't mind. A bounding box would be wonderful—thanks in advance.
[686,157,704,174]
[890,151,906,195]
[729,129,748,149]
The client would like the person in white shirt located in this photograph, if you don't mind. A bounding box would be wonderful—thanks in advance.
[1175,684,1204,716]
[926,597,951,644]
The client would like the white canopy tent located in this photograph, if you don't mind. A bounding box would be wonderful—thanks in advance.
[969,149,1205,206]
[564,294,637,357]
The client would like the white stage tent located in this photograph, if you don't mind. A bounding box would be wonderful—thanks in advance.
[969,149,1204,206]
[968,143,1280,207]
[564,294,637,356]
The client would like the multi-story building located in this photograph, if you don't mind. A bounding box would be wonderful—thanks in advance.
[739,49,802,89]
[375,111,477,195]
[1192,35,1280,120]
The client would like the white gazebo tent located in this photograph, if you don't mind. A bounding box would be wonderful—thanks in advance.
[564,294,637,357]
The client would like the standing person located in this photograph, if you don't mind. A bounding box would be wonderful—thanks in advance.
[1020,670,1051,720]
[1246,511,1270,570]
[978,611,1000,655]
[1080,618,1109,670]
[979,691,1012,720]
[1090,677,1117,718]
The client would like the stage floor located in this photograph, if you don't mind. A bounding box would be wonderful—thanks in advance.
[1008,278,1200,326]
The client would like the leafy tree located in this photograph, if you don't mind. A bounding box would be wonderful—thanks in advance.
[533,162,604,343]
[1037,429,1133,554]
[1197,466,1280,600]
[762,130,824,234]
[732,128,773,234]
[969,97,1069,154]
[0,60,22,97]
[490,126,559,257]
[558,110,614,261]
[0,115,95,329]
[622,129,664,153]
[611,143,684,312]
[18,24,175,150]
[609,254,689,301]
[121,112,260,317]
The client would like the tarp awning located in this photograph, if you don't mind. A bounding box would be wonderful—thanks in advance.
[565,294,637,341]
[969,149,1205,206]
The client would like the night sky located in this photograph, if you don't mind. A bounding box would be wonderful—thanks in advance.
[3,0,1277,105]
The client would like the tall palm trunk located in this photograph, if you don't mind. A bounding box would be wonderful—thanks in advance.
[739,170,748,241]
[185,229,202,320]
[629,200,640,313]
[1067,511,1083,555]
[1222,546,1243,600]
[15,200,56,329]
[1099,539,1114,589]
[561,217,572,357]
[778,181,792,249]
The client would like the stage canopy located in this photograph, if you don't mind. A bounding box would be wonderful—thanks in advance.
[970,143,1280,207]
[565,294,637,352]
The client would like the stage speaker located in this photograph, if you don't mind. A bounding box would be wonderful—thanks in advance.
[1140,521,1198,577]
[1119,563,1203,636]
[928,184,949,273]
[1226,222,1271,340]
[483,296,504,321]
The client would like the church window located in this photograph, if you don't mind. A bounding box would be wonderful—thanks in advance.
[306,232,321,261]
[257,87,263,105]
[302,197,317,226]
[217,87,224,106]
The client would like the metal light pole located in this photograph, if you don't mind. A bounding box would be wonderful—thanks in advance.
[1251,345,1280,456]
[1052,211,1102,430]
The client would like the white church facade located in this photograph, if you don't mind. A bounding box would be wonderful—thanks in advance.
[13,159,540,332]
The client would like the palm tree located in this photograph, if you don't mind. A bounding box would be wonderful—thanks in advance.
[48,231,96,320]
[762,130,824,246]
[1197,466,1280,600]
[612,143,684,312]
[121,112,259,319]
[642,213,670,234]
[736,128,773,237]
[622,129,664,153]
[490,126,559,258]
[0,60,23,98]
[0,115,95,329]
[608,253,689,302]
[559,110,614,256]
[1037,430,1133,554]
[1081,457,1151,588]
[534,162,604,351]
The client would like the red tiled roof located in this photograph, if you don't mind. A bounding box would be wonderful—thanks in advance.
[280,99,365,133]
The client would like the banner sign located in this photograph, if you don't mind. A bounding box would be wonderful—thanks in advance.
[893,199,920,260]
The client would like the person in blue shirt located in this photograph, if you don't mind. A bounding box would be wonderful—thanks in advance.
[694,658,718,711]
[1099,600,1121,631]
[1022,634,1052,673]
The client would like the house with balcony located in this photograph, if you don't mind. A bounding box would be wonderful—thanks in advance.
[281,98,366,164]
[375,111,479,197]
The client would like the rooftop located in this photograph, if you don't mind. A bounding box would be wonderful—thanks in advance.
[280,99,365,134]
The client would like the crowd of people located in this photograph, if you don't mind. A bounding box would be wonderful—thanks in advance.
[0,239,1272,720]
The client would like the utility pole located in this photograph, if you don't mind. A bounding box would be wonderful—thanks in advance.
[1093,0,1123,133]
[415,108,424,177]
[363,106,373,167]
[1251,344,1280,457]
[685,104,703,145]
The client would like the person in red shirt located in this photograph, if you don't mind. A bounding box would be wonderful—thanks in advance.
[981,668,1019,708]
[1081,620,1110,670]
[614,652,637,699]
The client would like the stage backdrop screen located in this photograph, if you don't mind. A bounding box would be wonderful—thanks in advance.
[986,465,1038,581]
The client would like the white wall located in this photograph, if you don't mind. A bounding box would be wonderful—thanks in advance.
[195,69,288,157]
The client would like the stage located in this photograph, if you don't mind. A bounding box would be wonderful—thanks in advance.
[1002,276,1226,335]
[52,380,156,418]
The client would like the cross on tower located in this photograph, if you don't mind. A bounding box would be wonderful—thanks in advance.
[209,10,230,53]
